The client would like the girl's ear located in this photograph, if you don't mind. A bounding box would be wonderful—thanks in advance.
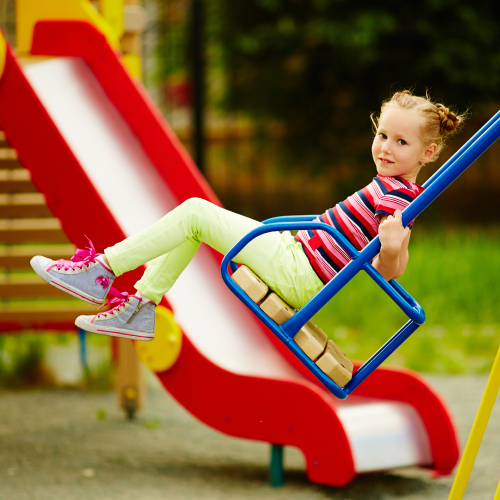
[421,143,438,164]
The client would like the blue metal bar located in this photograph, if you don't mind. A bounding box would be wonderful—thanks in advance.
[222,252,354,398]
[222,221,425,335]
[78,328,89,376]
[422,111,500,190]
[221,112,500,398]
[228,216,319,275]
[263,215,317,224]
[363,262,425,324]
[222,222,359,334]
[222,222,424,323]
[402,114,500,228]
[223,221,360,261]
[344,320,420,394]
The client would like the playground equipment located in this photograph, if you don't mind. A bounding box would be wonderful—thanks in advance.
[0,0,149,417]
[448,345,500,500]
[223,110,500,399]
[0,129,93,330]
[0,1,462,486]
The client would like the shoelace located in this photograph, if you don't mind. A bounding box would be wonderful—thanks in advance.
[96,288,142,319]
[56,236,97,271]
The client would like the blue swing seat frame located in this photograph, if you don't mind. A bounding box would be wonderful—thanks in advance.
[221,111,500,400]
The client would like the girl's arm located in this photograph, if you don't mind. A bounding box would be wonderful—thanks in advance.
[372,210,411,280]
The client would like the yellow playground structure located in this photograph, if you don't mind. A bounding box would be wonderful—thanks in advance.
[449,345,500,500]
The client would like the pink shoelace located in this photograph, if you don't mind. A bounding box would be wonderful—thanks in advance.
[95,288,141,319]
[56,237,97,271]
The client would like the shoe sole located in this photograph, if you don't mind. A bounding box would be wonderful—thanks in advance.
[75,316,155,342]
[30,256,105,306]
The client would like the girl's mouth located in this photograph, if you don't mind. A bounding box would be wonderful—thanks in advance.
[379,157,394,165]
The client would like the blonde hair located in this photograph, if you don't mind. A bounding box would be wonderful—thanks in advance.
[371,90,465,162]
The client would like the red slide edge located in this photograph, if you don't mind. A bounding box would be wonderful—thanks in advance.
[353,362,460,475]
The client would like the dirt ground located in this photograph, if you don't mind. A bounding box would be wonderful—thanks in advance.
[1,374,499,500]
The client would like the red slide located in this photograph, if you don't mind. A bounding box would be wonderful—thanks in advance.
[0,22,459,486]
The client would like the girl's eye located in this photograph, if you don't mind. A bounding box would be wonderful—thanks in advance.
[398,139,407,145]
[379,133,387,139]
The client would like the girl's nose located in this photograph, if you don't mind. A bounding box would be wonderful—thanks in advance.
[381,141,392,154]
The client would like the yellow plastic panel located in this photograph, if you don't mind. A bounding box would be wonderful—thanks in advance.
[121,52,141,79]
[16,0,120,54]
[98,0,125,39]
[135,305,182,373]
[0,31,6,80]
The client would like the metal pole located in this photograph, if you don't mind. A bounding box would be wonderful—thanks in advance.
[269,444,284,487]
[494,479,500,500]
[78,328,90,378]
[448,345,500,500]
[192,0,204,173]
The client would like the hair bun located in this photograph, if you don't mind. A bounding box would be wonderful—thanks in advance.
[437,103,461,135]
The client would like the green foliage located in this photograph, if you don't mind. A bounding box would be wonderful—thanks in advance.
[155,1,190,79]
[144,419,161,430]
[81,335,114,392]
[0,335,55,388]
[313,227,500,373]
[0,333,113,391]
[96,408,107,420]
[217,0,500,186]
[83,358,114,392]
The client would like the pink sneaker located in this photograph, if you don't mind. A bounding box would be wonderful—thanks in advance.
[75,289,156,341]
[31,238,115,305]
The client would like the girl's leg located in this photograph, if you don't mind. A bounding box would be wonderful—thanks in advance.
[105,198,322,308]
[105,198,265,276]
[134,239,199,304]
[31,197,323,340]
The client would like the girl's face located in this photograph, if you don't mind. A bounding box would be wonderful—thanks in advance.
[372,107,437,183]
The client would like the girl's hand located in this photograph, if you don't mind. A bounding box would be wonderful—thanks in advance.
[373,210,411,280]
[378,210,410,255]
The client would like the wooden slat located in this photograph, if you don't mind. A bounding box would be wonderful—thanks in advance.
[0,168,29,179]
[0,148,17,159]
[0,169,36,192]
[0,147,20,168]
[0,193,52,218]
[0,218,68,243]
[0,244,75,269]
[0,274,76,299]
[0,301,99,330]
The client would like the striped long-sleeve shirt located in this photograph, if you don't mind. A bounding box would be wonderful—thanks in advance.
[295,174,424,284]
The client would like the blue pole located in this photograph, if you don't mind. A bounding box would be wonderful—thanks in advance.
[422,111,500,190]
[78,328,89,377]
[403,115,500,227]
[344,320,420,394]
[269,444,284,487]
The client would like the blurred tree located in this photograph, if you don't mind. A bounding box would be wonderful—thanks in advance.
[218,0,500,191]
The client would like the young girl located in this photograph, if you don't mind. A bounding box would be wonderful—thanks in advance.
[31,90,463,341]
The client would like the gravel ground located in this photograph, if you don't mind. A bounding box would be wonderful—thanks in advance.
[0,375,499,500]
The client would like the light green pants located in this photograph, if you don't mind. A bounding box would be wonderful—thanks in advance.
[105,198,323,308]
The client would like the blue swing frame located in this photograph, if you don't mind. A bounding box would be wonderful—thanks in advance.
[221,111,500,400]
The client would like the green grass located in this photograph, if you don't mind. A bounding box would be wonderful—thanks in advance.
[0,332,113,390]
[0,335,56,388]
[313,227,500,374]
